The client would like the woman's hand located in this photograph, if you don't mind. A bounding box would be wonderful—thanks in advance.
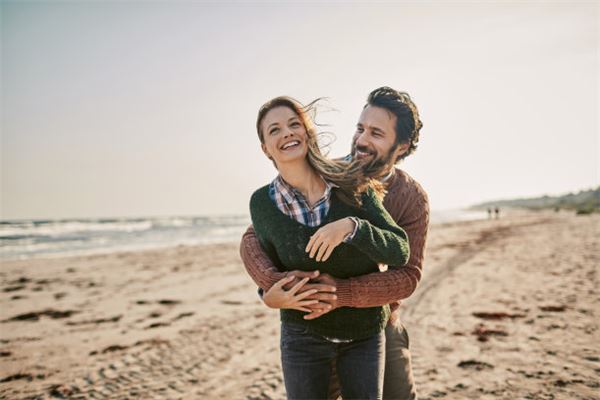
[263,276,319,312]
[305,217,355,262]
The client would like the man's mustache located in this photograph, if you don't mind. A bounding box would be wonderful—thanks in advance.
[354,145,375,156]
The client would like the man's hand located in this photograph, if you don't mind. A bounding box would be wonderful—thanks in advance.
[280,270,337,314]
[303,273,340,320]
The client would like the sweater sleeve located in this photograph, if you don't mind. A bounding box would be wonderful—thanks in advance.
[239,225,288,291]
[347,189,410,267]
[335,179,429,308]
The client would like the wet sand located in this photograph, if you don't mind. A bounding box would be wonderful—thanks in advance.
[1,210,598,399]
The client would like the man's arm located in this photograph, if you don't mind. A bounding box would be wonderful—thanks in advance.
[240,226,337,306]
[239,225,288,291]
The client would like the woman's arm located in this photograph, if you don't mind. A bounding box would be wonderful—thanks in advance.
[306,188,410,266]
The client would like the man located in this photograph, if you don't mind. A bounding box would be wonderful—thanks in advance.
[240,86,429,400]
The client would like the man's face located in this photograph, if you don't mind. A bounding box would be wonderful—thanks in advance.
[351,105,408,170]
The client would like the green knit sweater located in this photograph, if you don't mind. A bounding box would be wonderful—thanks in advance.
[250,185,410,340]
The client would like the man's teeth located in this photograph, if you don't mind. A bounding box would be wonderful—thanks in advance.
[282,141,300,150]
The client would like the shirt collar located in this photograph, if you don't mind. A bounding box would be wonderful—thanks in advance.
[274,175,334,204]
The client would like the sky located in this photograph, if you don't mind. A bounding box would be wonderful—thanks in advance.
[1,0,598,219]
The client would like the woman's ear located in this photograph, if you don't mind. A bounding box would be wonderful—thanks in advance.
[261,143,273,160]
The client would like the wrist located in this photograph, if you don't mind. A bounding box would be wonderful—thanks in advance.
[333,277,352,307]
[343,217,359,243]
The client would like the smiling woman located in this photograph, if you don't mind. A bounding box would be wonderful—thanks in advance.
[259,106,308,167]
[245,95,411,399]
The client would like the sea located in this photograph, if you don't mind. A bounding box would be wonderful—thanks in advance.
[0,209,487,261]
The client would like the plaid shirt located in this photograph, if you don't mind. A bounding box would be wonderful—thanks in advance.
[268,175,358,240]
[268,175,333,227]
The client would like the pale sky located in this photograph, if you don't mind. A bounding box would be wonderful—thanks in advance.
[1,1,598,219]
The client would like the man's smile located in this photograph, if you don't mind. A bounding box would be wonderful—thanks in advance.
[354,146,375,159]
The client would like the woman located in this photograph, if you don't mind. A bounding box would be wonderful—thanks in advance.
[249,96,410,400]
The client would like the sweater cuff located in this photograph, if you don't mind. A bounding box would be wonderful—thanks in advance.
[334,277,353,307]
[343,217,359,243]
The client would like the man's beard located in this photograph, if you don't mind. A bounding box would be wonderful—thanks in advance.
[351,142,398,179]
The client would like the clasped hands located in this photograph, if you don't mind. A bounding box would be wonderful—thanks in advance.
[262,218,355,319]
[263,270,338,320]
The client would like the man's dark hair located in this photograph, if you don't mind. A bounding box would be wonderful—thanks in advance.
[365,86,423,162]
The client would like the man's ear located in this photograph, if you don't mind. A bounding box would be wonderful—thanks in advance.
[393,143,410,160]
[261,143,273,160]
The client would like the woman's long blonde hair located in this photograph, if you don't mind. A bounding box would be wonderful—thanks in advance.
[256,96,385,207]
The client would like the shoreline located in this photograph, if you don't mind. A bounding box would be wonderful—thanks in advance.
[1,207,528,264]
[1,210,598,399]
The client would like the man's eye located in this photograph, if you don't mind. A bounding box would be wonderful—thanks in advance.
[291,122,301,127]
[356,128,364,133]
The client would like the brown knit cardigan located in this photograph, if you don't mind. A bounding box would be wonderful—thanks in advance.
[239,168,429,315]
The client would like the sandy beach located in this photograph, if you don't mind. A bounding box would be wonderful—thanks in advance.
[1,210,598,399]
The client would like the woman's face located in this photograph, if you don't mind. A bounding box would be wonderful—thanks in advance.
[260,106,308,167]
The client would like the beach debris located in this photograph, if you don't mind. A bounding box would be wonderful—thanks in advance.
[11,276,31,284]
[221,299,243,305]
[0,372,46,383]
[133,338,171,347]
[553,378,585,387]
[472,324,508,342]
[145,322,170,329]
[457,359,494,370]
[472,311,526,320]
[157,299,181,305]
[172,312,195,321]
[3,309,78,322]
[89,344,129,356]
[102,345,129,354]
[48,384,81,398]
[54,292,67,300]
[0,351,11,357]
[66,315,122,326]
[3,285,26,292]
[539,305,567,312]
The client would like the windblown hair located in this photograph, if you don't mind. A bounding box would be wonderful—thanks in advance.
[256,96,384,207]
[365,86,423,162]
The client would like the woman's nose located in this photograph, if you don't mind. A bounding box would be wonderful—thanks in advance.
[284,128,295,137]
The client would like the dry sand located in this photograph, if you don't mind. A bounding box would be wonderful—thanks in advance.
[1,210,598,399]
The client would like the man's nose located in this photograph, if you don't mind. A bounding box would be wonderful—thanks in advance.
[355,132,368,147]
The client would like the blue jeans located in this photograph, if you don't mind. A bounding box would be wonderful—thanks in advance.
[280,322,386,400]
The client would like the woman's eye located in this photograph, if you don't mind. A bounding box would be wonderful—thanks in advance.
[291,122,301,128]
[270,128,279,135]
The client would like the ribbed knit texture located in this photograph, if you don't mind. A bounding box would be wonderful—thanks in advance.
[249,185,409,340]
[240,169,429,319]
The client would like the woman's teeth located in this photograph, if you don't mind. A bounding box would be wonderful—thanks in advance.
[281,141,300,150]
